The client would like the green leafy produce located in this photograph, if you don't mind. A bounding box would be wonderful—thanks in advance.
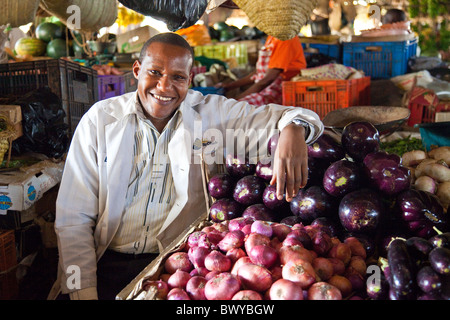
[380,135,425,156]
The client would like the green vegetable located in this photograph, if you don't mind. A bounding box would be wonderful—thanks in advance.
[380,135,425,156]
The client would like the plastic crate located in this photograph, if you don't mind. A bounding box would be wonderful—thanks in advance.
[0,59,98,137]
[0,229,16,273]
[191,86,225,96]
[98,75,124,101]
[406,86,450,126]
[282,76,371,119]
[343,38,418,79]
[302,43,342,62]
[122,71,137,93]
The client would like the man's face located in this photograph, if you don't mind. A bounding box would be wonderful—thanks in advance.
[133,42,192,128]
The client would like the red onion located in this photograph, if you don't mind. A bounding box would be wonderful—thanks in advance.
[292,223,305,230]
[188,246,210,269]
[217,230,245,252]
[232,290,263,300]
[271,223,292,241]
[248,245,278,269]
[204,250,231,272]
[312,257,334,281]
[190,267,209,277]
[164,252,193,274]
[251,220,273,238]
[231,256,252,276]
[167,269,191,289]
[204,272,241,300]
[212,222,229,233]
[279,245,314,265]
[307,282,342,300]
[186,276,207,300]
[269,279,304,300]
[285,228,312,249]
[201,226,217,234]
[236,263,272,292]
[241,224,252,235]
[244,233,271,254]
[205,270,220,281]
[142,280,169,300]
[226,247,246,263]
[160,273,170,282]
[167,288,190,300]
[282,259,317,289]
[188,231,206,248]
[228,217,254,232]
[282,236,303,247]
[270,265,283,282]
[345,269,365,292]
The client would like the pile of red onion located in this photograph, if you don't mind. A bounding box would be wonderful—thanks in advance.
[142,217,368,300]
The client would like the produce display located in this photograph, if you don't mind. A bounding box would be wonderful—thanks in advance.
[140,121,449,300]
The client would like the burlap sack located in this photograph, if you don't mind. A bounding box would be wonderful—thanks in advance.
[0,0,41,28]
[233,0,318,40]
[39,0,117,32]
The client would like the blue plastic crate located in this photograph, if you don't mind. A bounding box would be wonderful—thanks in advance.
[415,122,450,151]
[302,43,342,62]
[342,38,418,79]
[191,86,225,96]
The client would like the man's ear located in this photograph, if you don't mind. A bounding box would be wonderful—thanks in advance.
[132,60,141,80]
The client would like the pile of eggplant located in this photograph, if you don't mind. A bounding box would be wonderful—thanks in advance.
[207,121,449,299]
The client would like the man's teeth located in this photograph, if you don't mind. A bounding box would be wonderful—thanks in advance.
[153,94,172,101]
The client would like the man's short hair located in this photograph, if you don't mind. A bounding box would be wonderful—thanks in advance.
[138,32,195,69]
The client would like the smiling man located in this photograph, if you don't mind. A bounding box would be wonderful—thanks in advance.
[49,32,324,300]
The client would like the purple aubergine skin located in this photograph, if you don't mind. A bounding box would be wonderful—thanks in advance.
[364,151,411,195]
[310,217,342,237]
[255,160,273,181]
[262,184,286,210]
[226,154,256,179]
[429,232,450,249]
[397,189,448,238]
[209,198,243,222]
[341,121,380,162]
[242,203,274,222]
[338,189,383,233]
[417,265,443,293]
[306,157,329,187]
[307,133,345,162]
[429,247,450,275]
[233,175,267,206]
[366,275,390,300]
[207,173,236,199]
[267,134,279,156]
[289,185,337,222]
[323,159,362,198]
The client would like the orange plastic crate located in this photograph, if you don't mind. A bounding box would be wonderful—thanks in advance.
[282,76,371,119]
[0,229,17,273]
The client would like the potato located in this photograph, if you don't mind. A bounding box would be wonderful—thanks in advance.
[415,158,438,178]
[419,162,450,183]
[436,181,450,209]
[428,147,450,166]
[402,150,427,167]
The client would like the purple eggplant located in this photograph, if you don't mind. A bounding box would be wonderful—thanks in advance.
[397,189,448,238]
[226,154,256,179]
[255,160,273,181]
[290,185,337,222]
[262,184,286,210]
[207,173,236,199]
[267,133,279,156]
[429,247,450,275]
[406,236,434,268]
[310,217,342,237]
[338,189,384,233]
[417,291,443,300]
[387,239,416,298]
[306,157,329,187]
[209,198,243,222]
[280,215,301,226]
[307,132,345,163]
[366,273,390,300]
[364,151,411,196]
[341,121,380,162]
[429,232,450,249]
[242,203,275,222]
[233,175,266,206]
[417,265,443,293]
[323,159,362,198]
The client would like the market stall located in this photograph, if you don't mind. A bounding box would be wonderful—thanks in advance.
[0,0,449,302]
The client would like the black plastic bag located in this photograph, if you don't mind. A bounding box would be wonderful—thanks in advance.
[118,0,208,31]
[11,87,69,159]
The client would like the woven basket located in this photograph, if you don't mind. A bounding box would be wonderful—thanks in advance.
[233,0,318,40]
[39,0,118,32]
[0,0,41,28]
[0,115,15,167]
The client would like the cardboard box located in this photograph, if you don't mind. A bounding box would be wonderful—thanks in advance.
[0,160,64,215]
[0,105,23,140]
[116,26,160,53]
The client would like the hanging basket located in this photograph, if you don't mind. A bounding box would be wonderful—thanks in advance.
[233,0,318,40]
[0,115,16,167]
[0,0,41,28]
[39,0,117,32]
